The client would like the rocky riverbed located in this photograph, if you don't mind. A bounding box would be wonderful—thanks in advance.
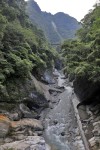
[77,103,100,150]
[0,75,51,150]
[41,71,85,150]
[0,70,85,150]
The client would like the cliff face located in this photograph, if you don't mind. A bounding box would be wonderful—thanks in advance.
[61,5,100,108]
[74,77,100,107]
[26,0,81,43]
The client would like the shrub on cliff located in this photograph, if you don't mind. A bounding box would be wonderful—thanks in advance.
[0,0,57,101]
[61,5,100,82]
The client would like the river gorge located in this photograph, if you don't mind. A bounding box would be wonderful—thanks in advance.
[0,69,100,150]
[0,69,85,150]
[41,70,85,150]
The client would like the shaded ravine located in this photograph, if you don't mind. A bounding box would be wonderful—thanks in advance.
[41,70,85,150]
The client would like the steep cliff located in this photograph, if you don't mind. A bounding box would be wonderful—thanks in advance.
[61,5,100,106]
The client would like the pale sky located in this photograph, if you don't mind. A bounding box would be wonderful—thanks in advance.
[26,0,96,21]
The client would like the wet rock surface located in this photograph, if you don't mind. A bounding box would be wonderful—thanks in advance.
[73,77,100,106]
[0,136,51,150]
[41,71,85,150]
[0,76,50,149]
[0,115,49,149]
[0,71,83,150]
[2,71,100,150]
[0,115,10,138]
[78,104,100,150]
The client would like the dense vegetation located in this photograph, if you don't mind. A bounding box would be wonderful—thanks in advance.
[27,0,81,43]
[0,0,57,101]
[61,5,100,82]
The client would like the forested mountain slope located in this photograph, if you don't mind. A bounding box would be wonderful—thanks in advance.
[26,0,81,43]
[0,0,57,102]
[61,5,100,103]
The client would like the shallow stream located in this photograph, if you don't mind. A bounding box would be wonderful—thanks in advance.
[41,70,80,150]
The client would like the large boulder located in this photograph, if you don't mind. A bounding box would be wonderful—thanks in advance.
[26,91,49,112]
[0,75,49,106]
[19,103,38,118]
[0,103,22,121]
[0,136,51,150]
[7,118,43,140]
[73,77,100,106]
[0,115,44,142]
[0,115,10,138]
[11,118,43,132]
[41,69,55,84]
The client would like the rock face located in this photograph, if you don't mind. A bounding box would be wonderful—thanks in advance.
[0,75,49,116]
[73,77,100,107]
[0,75,51,149]
[27,91,48,112]
[11,118,43,131]
[0,136,51,150]
[0,115,47,149]
[0,116,43,136]
[42,69,55,84]
[26,0,81,43]
[0,115,10,138]
[19,103,36,118]
[0,75,49,110]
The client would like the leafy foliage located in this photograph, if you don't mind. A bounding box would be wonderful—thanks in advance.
[0,0,57,100]
[61,6,100,82]
[26,0,81,43]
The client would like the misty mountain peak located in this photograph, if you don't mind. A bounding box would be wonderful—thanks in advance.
[28,0,41,13]
[27,0,81,43]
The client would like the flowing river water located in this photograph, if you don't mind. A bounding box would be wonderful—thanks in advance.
[41,70,85,150]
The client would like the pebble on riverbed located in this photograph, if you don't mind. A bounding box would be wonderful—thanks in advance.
[61,131,65,136]
[53,120,58,125]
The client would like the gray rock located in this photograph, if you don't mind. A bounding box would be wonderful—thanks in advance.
[61,131,65,136]
[12,134,26,140]
[53,120,58,125]
[35,131,43,136]
[0,115,10,138]
[11,118,43,131]
[10,112,19,121]
[89,137,96,147]
[4,138,13,143]
[0,136,51,150]
[19,103,34,118]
